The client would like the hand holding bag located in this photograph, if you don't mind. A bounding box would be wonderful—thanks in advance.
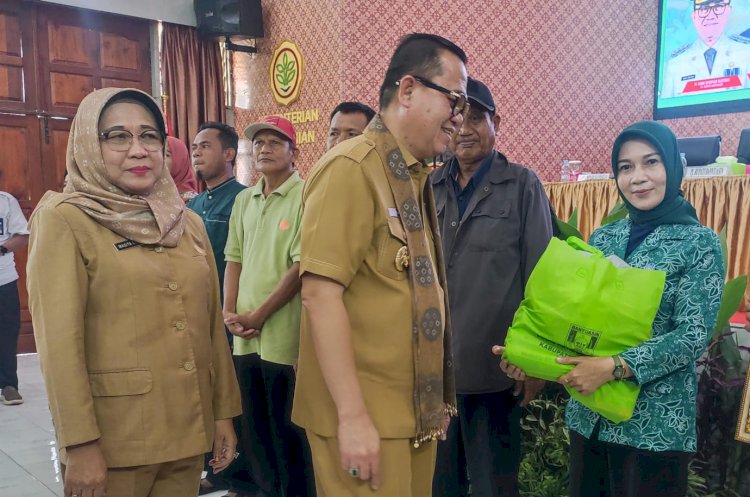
[504,237,666,422]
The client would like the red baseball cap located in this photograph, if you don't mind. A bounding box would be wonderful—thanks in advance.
[243,115,297,148]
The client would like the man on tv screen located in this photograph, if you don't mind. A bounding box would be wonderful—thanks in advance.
[661,0,750,98]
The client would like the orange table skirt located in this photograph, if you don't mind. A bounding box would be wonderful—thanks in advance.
[544,176,750,310]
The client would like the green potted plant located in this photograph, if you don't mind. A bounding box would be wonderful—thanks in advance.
[694,227,750,496]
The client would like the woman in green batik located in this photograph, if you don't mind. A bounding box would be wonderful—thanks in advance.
[496,121,723,497]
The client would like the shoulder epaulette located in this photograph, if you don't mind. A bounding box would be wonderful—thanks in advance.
[339,138,375,164]
[730,33,750,44]
[671,43,691,58]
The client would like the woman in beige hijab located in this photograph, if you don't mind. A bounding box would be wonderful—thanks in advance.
[27,88,241,497]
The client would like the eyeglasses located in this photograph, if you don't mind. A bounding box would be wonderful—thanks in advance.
[98,129,165,152]
[695,1,729,17]
[410,75,468,117]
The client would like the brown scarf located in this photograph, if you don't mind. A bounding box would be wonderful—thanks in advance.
[33,88,185,247]
[367,116,457,446]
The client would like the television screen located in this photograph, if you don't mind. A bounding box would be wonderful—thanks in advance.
[654,0,750,119]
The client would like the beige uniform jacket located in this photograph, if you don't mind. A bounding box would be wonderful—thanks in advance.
[292,134,443,439]
[27,199,241,467]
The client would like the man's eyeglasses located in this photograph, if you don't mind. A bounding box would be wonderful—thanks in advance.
[409,75,468,117]
[98,129,165,152]
[695,1,729,18]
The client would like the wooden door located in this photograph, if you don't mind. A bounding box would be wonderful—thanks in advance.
[0,0,151,352]
[40,117,72,195]
[37,3,152,117]
[0,1,38,113]
[0,113,44,351]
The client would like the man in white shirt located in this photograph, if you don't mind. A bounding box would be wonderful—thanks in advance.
[662,0,750,98]
[0,191,29,405]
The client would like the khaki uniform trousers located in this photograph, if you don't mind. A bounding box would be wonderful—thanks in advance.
[64,454,203,497]
[307,432,436,497]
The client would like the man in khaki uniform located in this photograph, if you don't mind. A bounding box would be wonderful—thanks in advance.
[292,33,468,497]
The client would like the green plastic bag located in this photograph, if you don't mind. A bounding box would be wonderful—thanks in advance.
[504,327,640,423]
[518,237,665,355]
[504,237,667,422]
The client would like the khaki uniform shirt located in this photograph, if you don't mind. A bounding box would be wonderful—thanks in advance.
[27,200,241,467]
[292,133,443,439]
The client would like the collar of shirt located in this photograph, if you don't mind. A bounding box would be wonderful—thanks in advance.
[448,150,495,194]
[447,151,495,220]
[207,177,238,194]
[249,171,302,198]
[694,34,728,54]
[392,137,431,179]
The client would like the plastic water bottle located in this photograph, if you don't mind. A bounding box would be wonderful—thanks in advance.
[561,160,571,182]
[680,152,687,176]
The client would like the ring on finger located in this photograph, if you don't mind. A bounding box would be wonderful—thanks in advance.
[349,467,360,478]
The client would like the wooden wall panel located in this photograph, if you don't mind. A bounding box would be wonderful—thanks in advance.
[0,66,24,102]
[99,32,140,71]
[0,120,31,200]
[47,22,93,66]
[49,72,95,108]
[0,5,35,112]
[0,114,43,206]
[0,13,21,56]
[37,4,151,116]
[100,77,148,91]
[44,120,72,194]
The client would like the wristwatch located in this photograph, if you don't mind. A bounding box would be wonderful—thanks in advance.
[612,355,625,380]
[0,245,8,255]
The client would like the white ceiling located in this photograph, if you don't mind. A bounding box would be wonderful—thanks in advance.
[39,0,197,26]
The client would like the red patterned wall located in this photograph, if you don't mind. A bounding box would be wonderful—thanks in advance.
[233,0,750,183]
[232,0,342,184]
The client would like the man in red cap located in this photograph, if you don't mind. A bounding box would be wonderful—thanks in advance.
[223,115,315,497]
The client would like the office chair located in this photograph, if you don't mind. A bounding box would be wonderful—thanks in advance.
[676,135,721,167]
[736,128,750,164]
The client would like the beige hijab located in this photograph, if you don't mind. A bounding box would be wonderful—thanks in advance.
[36,88,185,247]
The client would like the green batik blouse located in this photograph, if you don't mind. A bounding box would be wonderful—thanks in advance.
[565,219,724,452]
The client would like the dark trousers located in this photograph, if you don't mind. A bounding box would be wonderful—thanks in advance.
[231,353,315,497]
[259,358,315,497]
[0,280,20,389]
[569,429,691,497]
[229,353,277,496]
[433,388,522,497]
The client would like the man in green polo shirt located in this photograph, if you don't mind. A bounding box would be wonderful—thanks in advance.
[223,115,314,497]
